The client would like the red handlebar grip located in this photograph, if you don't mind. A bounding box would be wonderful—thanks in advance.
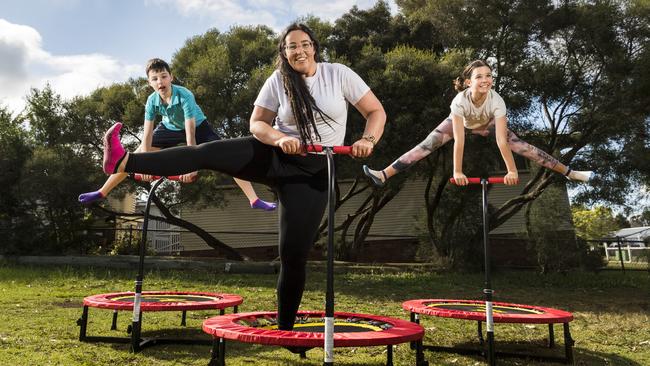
[449,177,505,185]
[304,145,352,155]
[133,174,185,182]
[332,146,352,154]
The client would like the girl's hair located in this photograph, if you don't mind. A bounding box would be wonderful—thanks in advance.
[453,60,492,92]
[145,58,171,77]
[275,23,333,146]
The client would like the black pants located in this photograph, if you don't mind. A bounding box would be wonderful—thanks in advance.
[125,136,328,329]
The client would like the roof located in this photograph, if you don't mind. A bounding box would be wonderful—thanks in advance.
[608,226,650,241]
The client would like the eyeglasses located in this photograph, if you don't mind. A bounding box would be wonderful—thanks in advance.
[285,42,313,54]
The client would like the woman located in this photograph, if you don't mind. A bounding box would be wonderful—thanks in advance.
[363,59,593,186]
[101,23,386,331]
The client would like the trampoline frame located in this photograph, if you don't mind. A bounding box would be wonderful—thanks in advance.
[202,311,427,366]
[404,299,575,364]
[78,291,241,349]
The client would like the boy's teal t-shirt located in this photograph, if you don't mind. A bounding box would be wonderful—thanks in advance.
[144,85,207,131]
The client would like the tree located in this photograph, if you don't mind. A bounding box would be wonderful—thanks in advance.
[374,0,650,266]
[3,86,99,254]
[172,25,277,138]
[572,204,622,240]
[0,106,36,254]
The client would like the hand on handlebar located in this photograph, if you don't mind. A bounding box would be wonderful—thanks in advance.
[452,172,468,186]
[504,171,519,186]
[351,138,374,158]
[180,171,198,183]
[276,136,304,155]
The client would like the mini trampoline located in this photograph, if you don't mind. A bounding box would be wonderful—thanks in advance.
[403,299,574,364]
[78,291,242,349]
[77,176,246,352]
[202,311,427,366]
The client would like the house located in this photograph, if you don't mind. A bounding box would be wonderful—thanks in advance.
[606,227,650,246]
[103,192,181,254]
[178,169,575,263]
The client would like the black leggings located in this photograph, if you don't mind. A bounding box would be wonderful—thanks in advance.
[125,136,329,330]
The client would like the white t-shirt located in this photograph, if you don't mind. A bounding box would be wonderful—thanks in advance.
[449,89,507,129]
[254,62,370,146]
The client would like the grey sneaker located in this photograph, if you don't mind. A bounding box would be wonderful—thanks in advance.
[363,165,386,187]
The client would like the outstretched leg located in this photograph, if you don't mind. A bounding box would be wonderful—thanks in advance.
[80,144,161,204]
[474,121,593,182]
[505,130,592,182]
[363,118,454,186]
[105,128,275,184]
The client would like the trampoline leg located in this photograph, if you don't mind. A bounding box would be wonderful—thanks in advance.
[410,313,419,350]
[477,321,484,345]
[77,306,89,341]
[181,310,187,326]
[220,309,225,316]
[386,345,393,366]
[563,323,574,364]
[233,305,238,314]
[111,310,118,330]
[548,324,555,348]
[130,311,143,353]
[209,338,220,366]
[415,338,428,366]
[218,338,226,366]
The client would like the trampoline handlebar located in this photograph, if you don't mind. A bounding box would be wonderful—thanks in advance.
[305,145,352,155]
[449,177,505,185]
[133,174,194,182]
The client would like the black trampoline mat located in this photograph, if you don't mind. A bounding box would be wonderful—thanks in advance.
[111,294,219,303]
[237,318,392,332]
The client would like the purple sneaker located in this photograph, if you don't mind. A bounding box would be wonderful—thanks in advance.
[78,191,105,204]
[103,122,126,175]
[251,198,277,211]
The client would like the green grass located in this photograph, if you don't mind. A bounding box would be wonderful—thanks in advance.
[0,262,648,365]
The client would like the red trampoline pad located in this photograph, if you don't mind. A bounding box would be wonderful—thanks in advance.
[202,311,424,347]
[83,291,243,312]
[402,299,573,324]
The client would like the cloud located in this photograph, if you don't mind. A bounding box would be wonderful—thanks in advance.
[0,19,140,115]
[145,0,395,32]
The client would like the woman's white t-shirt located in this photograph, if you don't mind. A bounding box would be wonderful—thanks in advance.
[254,62,370,146]
[450,89,507,129]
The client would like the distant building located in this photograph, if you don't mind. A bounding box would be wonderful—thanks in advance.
[606,227,650,246]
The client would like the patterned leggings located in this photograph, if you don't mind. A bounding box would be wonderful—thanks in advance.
[390,118,561,172]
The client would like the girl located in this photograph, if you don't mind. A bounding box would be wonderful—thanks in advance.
[363,60,593,186]
[101,24,385,331]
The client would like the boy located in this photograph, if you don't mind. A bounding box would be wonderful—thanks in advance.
[80,58,276,211]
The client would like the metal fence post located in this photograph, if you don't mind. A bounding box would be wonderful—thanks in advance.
[616,236,626,274]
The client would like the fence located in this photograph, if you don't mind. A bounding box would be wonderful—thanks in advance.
[86,226,184,255]
[602,243,650,263]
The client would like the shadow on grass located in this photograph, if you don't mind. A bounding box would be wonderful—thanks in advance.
[84,336,397,366]
[421,341,644,366]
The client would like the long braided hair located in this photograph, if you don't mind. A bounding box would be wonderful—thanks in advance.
[276,23,334,147]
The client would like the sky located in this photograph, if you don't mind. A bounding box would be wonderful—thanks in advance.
[0,0,396,114]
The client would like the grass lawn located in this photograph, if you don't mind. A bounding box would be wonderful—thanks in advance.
[0,261,648,365]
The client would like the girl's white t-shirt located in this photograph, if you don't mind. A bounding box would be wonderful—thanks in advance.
[450,89,507,129]
[254,62,370,146]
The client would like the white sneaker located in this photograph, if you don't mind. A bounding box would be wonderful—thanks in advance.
[567,170,594,182]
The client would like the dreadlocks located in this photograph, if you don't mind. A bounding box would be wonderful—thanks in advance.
[276,23,334,147]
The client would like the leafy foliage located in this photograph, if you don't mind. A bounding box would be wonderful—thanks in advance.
[1,1,648,267]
